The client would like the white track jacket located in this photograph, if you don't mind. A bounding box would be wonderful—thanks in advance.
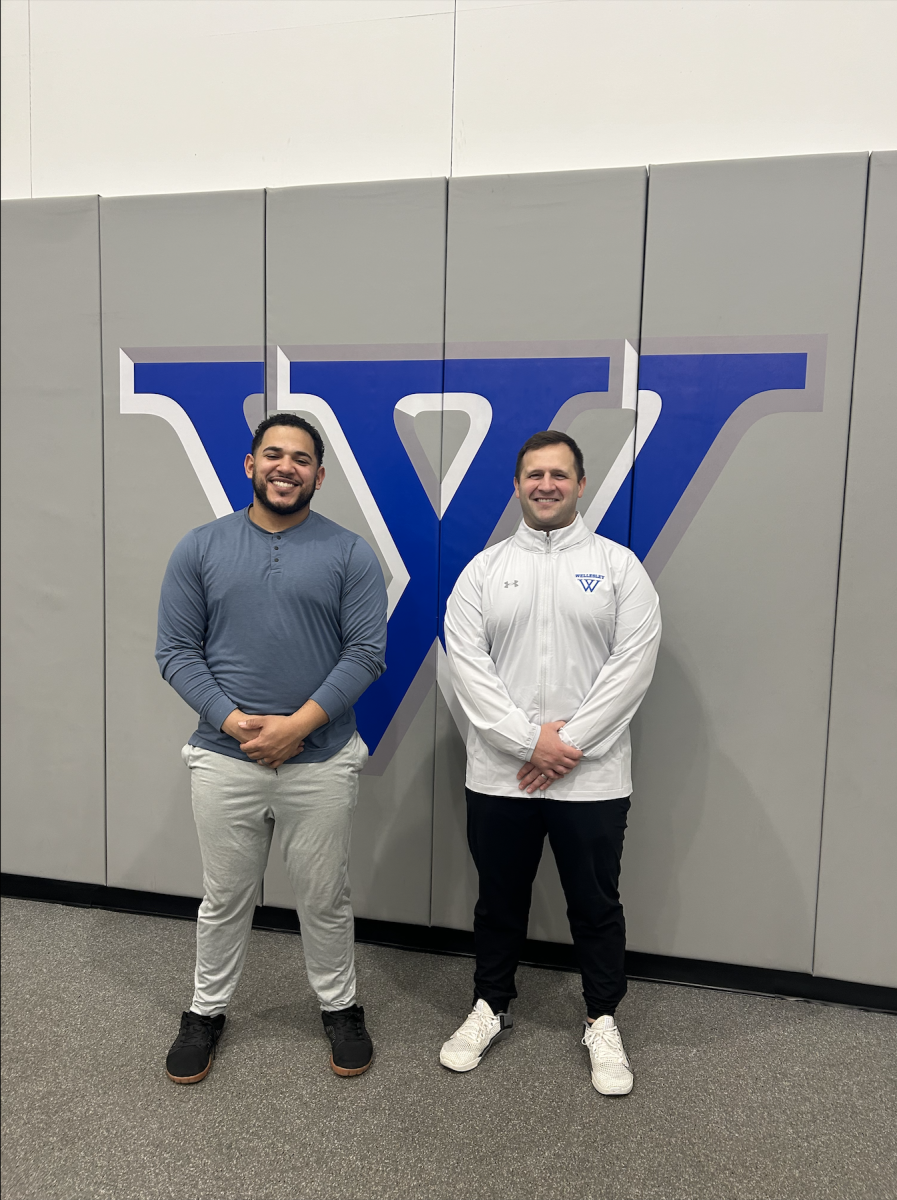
[445,513,661,801]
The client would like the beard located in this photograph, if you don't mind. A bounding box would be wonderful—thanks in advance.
[252,471,316,516]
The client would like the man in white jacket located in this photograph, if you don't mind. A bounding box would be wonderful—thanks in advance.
[440,430,661,1095]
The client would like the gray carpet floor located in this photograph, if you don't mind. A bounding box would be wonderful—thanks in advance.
[1,898,895,1200]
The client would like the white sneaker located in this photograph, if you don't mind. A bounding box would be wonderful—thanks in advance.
[582,1015,633,1095]
[439,999,513,1072]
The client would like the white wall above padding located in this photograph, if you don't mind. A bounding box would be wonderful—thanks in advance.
[2,0,895,201]
[0,0,32,197]
[7,0,455,200]
[452,0,897,177]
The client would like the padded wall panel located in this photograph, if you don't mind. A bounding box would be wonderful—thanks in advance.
[432,167,648,939]
[814,151,897,988]
[264,179,448,924]
[101,190,265,895]
[0,197,106,883]
[623,154,868,970]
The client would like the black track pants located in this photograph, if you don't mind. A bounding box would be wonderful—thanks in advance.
[466,788,631,1019]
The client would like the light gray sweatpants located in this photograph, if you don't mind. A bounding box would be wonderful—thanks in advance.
[182,733,367,1016]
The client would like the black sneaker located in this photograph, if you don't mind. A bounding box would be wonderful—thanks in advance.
[165,1011,225,1084]
[321,1004,373,1076]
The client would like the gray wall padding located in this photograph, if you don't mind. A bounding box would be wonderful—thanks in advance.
[433,167,648,941]
[1,196,106,884]
[100,190,266,897]
[814,151,897,989]
[264,179,448,924]
[621,153,869,972]
[1,153,894,985]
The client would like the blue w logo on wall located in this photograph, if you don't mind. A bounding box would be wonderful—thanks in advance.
[120,338,823,762]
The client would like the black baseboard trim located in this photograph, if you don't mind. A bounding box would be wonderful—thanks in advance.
[3,872,895,1015]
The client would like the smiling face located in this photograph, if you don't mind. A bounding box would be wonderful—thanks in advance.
[244,425,324,522]
[514,442,586,531]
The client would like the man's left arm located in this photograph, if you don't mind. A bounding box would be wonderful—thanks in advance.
[239,539,388,768]
[558,554,661,759]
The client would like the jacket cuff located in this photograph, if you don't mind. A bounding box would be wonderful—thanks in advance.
[557,727,581,751]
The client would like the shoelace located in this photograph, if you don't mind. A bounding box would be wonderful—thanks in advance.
[582,1022,626,1061]
[177,1016,214,1047]
[453,1008,494,1043]
[328,1011,366,1040]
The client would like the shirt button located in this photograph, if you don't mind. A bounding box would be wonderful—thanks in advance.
[274,558,279,562]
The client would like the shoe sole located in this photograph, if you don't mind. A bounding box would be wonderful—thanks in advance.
[439,1027,510,1073]
[591,1076,633,1096]
[330,1054,373,1077]
[166,1057,214,1085]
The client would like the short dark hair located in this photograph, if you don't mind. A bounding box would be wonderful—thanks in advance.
[251,413,325,466]
[515,430,584,481]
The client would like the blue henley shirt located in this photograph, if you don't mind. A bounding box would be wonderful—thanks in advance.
[156,507,387,764]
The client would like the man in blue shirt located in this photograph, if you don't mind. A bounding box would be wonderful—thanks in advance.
[156,413,387,1083]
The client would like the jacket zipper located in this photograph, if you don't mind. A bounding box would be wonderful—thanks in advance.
[540,530,551,724]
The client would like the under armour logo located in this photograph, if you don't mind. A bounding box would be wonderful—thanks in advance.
[503,580,519,588]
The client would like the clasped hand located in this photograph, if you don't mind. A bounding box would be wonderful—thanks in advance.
[516,721,583,794]
[222,710,305,770]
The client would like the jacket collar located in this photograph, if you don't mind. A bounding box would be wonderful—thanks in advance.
[513,511,592,553]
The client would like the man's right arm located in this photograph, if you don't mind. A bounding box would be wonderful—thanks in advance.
[445,560,580,780]
[155,533,239,734]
